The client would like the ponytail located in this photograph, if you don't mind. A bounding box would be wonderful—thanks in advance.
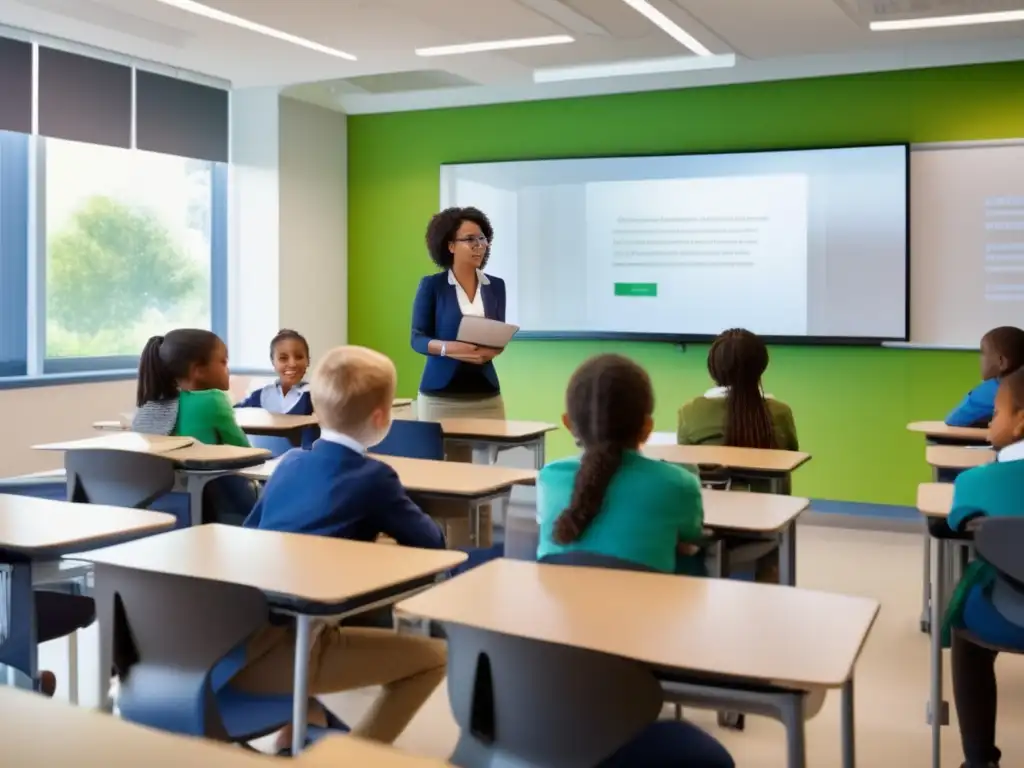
[136,335,178,407]
[553,442,625,544]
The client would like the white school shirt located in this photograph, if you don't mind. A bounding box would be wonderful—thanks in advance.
[998,440,1024,463]
[448,269,489,317]
[260,381,309,413]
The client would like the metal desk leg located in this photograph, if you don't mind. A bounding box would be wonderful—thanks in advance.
[291,614,313,756]
[920,533,932,633]
[471,499,482,547]
[779,522,798,587]
[532,437,546,470]
[928,535,948,768]
[841,677,855,768]
[186,476,206,527]
[780,693,807,768]
[67,630,79,705]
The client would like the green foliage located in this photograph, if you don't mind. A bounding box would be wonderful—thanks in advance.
[47,196,201,337]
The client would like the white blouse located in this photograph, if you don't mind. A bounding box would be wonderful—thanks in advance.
[448,269,489,317]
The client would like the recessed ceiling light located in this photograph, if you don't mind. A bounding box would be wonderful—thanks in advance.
[534,53,736,83]
[871,10,1024,30]
[415,35,574,57]
[619,0,712,56]
[153,0,356,60]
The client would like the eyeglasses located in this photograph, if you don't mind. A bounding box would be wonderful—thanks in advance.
[454,235,489,247]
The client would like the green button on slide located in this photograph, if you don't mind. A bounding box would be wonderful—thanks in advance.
[614,282,658,297]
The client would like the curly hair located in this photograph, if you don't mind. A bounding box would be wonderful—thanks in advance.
[553,354,654,545]
[707,328,776,449]
[425,206,493,270]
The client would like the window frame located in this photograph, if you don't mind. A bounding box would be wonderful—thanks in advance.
[35,140,229,376]
[0,131,29,378]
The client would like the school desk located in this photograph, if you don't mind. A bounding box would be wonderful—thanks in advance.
[399,416,557,468]
[643,444,811,494]
[34,435,270,526]
[925,444,996,471]
[0,687,452,767]
[906,420,989,446]
[242,455,538,547]
[396,559,878,768]
[231,408,319,447]
[0,494,174,701]
[702,489,808,586]
[72,524,465,756]
[917,481,965,768]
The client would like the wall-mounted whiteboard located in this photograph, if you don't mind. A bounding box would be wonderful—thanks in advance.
[911,142,1024,347]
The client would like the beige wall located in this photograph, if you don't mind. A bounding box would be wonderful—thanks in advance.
[1,375,256,477]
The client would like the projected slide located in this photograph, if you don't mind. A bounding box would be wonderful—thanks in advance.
[441,145,909,341]
[584,175,808,335]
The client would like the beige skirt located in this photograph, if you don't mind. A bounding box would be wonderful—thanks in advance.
[416,392,505,548]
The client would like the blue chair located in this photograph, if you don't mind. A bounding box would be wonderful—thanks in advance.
[371,420,445,461]
[248,435,296,459]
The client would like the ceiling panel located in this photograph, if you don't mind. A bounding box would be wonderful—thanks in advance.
[558,0,666,38]
[376,0,567,44]
[855,0,1024,19]
[673,0,869,57]
[502,33,687,67]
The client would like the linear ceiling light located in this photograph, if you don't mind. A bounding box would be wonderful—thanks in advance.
[153,0,356,60]
[534,53,735,83]
[619,0,712,56]
[415,35,574,57]
[871,10,1024,30]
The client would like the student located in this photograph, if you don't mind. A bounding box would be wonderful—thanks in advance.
[536,354,733,768]
[677,328,796,583]
[676,328,798,452]
[132,329,257,525]
[238,345,446,750]
[236,329,317,449]
[945,368,1024,768]
[946,326,1024,428]
[538,353,706,575]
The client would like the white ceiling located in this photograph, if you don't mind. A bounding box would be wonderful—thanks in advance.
[0,0,1022,113]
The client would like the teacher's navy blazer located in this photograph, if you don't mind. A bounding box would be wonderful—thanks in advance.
[411,270,506,393]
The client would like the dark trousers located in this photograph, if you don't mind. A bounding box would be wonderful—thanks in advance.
[952,632,1002,766]
[36,591,95,644]
[203,475,259,526]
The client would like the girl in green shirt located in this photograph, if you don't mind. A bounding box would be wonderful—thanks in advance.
[537,354,705,574]
[132,329,256,524]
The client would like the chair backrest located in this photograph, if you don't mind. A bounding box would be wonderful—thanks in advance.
[539,551,657,573]
[976,517,1024,586]
[371,420,445,461]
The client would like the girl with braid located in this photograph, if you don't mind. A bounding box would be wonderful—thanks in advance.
[537,354,705,574]
[677,328,799,583]
[536,354,735,768]
[677,328,798,452]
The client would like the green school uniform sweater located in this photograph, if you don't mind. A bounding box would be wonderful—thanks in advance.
[536,450,703,573]
[676,391,799,450]
[175,390,250,446]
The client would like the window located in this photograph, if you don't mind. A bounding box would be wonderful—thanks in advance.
[0,130,29,378]
[43,139,223,371]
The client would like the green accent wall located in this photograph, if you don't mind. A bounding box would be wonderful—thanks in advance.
[348,61,1024,506]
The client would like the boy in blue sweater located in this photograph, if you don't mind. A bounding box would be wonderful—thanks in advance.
[945,367,1024,768]
[236,345,446,751]
[946,326,1024,428]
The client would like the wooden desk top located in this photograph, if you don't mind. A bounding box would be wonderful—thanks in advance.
[925,445,995,470]
[702,489,808,533]
[643,444,811,473]
[36,433,194,454]
[0,495,174,556]
[0,687,450,767]
[907,421,989,443]
[233,408,319,432]
[917,482,954,519]
[433,418,557,441]
[243,454,537,496]
[73,524,467,607]
[36,434,269,467]
[398,560,877,690]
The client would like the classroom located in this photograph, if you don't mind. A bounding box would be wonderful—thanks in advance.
[1,1,1023,767]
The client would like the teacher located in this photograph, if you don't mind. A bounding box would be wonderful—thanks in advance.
[411,206,507,424]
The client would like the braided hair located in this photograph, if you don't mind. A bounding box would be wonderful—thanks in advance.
[553,354,654,545]
[707,328,776,449]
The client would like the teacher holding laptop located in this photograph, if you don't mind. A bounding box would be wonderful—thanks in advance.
[411,206,507,423]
